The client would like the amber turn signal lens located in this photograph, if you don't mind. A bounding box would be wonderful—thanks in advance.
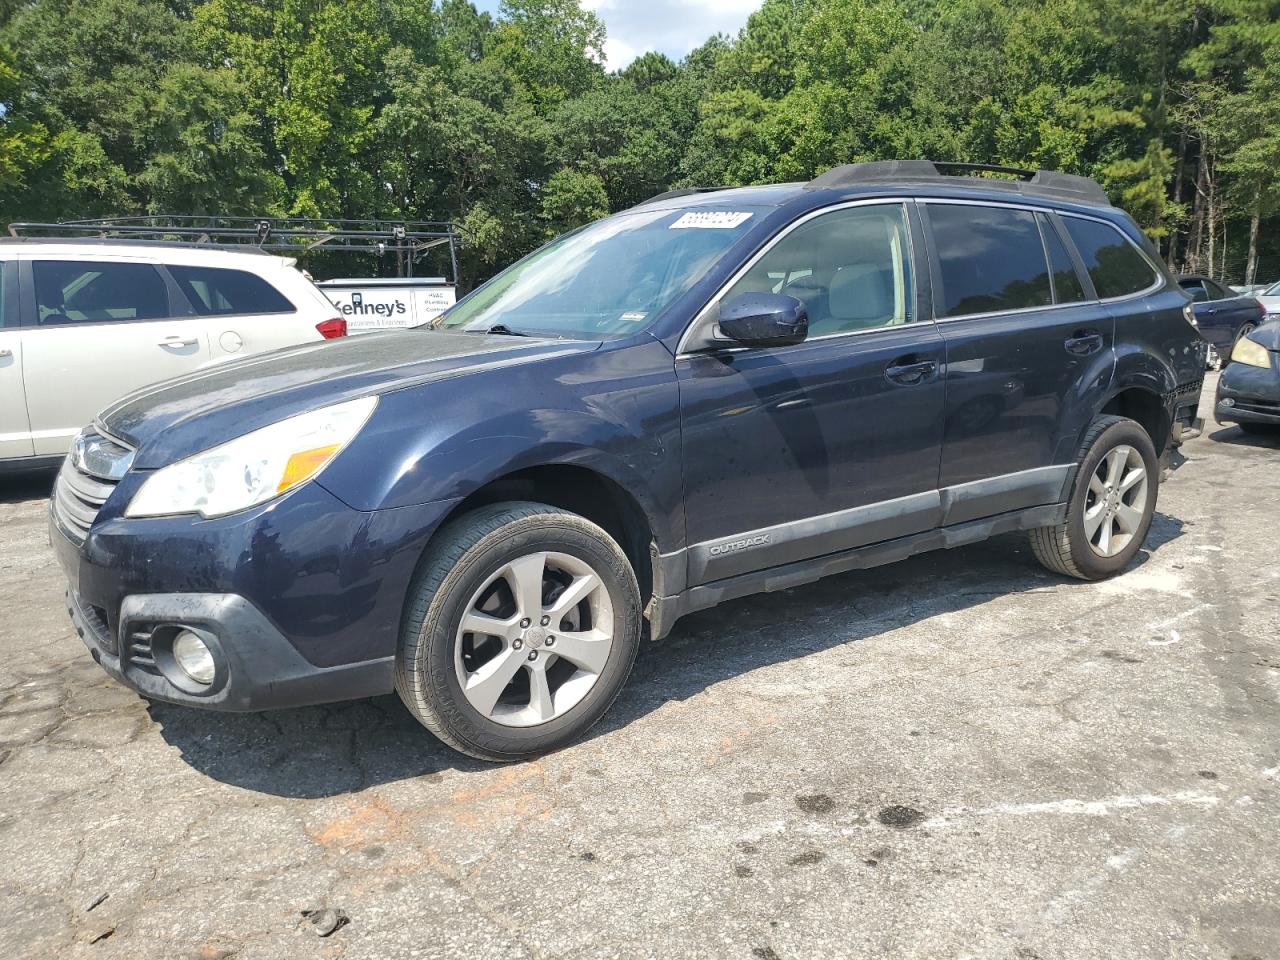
[277,444,341,493]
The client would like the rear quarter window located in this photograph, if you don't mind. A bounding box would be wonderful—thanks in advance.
[1062,218,1159,299]
[168,265,295,316]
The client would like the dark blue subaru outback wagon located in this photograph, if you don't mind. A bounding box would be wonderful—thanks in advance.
[54,161,1206,761]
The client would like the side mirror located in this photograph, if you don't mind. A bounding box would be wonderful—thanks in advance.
[717,293,808,347]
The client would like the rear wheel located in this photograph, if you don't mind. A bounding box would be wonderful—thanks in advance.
[395,502,641,762]
[1029,416,1160,580]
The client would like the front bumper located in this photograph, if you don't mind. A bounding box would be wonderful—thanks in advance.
[65,586,393,711]
[52,477,458,711]
[1215,360,1280,426]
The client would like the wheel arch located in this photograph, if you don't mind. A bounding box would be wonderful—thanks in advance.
[425,461,661,613]
[1096,385,1171,454]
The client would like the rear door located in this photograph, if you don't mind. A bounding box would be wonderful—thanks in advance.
[0,258,34,460]
[20,256,213,455]
[1195,278,1261,349]
[927,201,1113,518]
[165,262,310,361]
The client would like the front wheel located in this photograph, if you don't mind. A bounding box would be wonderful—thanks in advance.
[396,502,642,762]
[1029,416,1160,580]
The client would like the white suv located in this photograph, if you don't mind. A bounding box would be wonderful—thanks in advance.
[0,241,345,468]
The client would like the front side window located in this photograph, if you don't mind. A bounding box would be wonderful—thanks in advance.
[33,260,169,326]
[169,265,295,316]
[438,205,764,339]
[929,204,1053,317]
[719,204,915,337]
[1062,217,1159,299]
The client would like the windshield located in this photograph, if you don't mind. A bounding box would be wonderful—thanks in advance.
[436,206,764,338]
[1265,280,1280,297]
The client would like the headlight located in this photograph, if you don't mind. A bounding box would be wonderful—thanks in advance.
[1230,336,1272,369]
[126,397,377,518]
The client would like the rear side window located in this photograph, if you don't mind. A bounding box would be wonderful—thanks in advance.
[1203,278,1230,300]
[1039,215,1086,303]
[33,261,170,326]
[1179,278,1212,302]
[168,265,295,316]
[928,205,1052,317]
[1062,218,1158,299]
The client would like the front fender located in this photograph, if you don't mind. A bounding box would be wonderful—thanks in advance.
[317,339,685,550]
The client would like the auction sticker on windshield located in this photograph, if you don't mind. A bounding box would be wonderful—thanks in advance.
[669,211,754,230]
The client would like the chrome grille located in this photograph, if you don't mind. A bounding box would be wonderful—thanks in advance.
[52,430,131,543]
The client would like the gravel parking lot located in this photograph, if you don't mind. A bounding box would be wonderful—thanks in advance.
[2,373,1278,960]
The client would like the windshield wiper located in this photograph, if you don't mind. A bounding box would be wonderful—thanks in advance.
[481,323,533,337]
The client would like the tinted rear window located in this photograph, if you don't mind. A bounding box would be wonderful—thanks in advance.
[929,205,1053,317]
[1040,214,1086,303]
[169,265,295,316]
[33,260,169,325]
[1062,218,1158,299]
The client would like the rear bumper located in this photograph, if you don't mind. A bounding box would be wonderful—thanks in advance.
[66,587,393,711]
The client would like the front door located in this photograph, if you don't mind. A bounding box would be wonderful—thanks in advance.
[20,257,212,454]
[677,202,946,585]
[926,203,1116,516]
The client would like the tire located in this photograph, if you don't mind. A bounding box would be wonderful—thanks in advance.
[395,501,642,762]
[1233,323,1258,348]
[1029,416,1160,580]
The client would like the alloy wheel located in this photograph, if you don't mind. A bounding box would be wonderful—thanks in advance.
[1083,444,1148,557]
[453,551,614,727]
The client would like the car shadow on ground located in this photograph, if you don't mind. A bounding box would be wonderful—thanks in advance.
[1208,425,1280,449]
[147,516,1185,799]
[0,468,56,504]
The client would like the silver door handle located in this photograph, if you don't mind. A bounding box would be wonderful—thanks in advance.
[159,336,199,347]
[0,348,12,358]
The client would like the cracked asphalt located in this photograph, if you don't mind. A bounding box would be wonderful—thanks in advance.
[2,372,1278,960]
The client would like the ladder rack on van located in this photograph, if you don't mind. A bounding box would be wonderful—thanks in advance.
[6,216,461,281]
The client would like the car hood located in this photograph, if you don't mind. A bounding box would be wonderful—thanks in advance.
[1247,319,1280,352]
[99,330,600,469]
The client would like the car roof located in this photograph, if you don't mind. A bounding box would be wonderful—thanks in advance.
[632,160,1117,218]
[0,238,290,268]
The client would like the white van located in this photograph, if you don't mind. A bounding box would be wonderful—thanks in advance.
[0,241,346,469]
[316,277,457,334]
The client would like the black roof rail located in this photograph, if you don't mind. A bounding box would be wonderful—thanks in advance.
[806,160,1111,207]
[6,216,463,280]
[634,186,733,207]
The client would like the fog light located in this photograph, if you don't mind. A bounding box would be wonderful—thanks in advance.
[172,630,215,685]
[1222,397,1235,407]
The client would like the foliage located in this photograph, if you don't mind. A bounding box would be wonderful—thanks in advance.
[0,0,1277,283]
